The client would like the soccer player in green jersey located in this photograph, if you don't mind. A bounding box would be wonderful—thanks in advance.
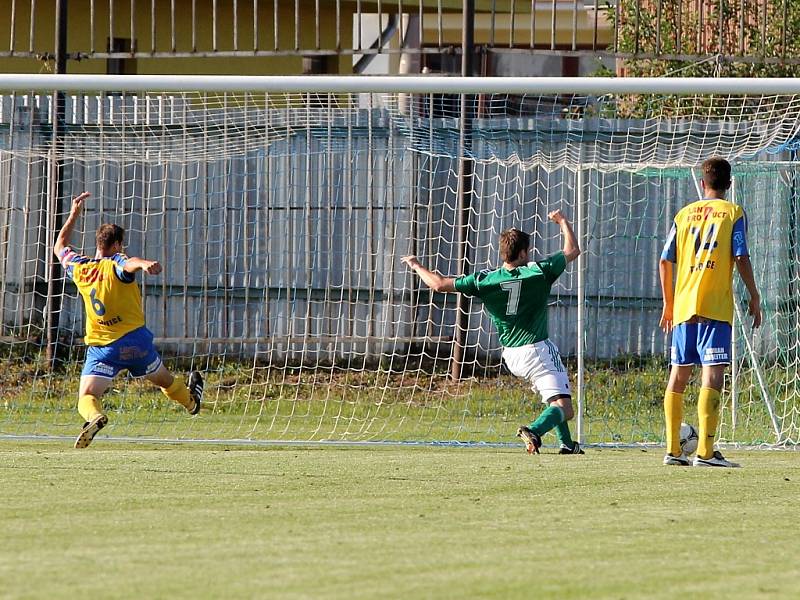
[401,210,582,454]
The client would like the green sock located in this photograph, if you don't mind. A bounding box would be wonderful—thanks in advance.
[529,406,565,437]
[555,421,574,448]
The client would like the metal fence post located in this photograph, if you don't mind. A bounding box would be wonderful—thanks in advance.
[575,166,585,443]
[46,0,68,369]
[451,0,475,380]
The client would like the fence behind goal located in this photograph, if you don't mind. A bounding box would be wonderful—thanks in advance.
[0,76,798,446]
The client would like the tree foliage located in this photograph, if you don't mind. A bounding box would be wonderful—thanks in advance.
[596,1,800,117]
[611,0,800,77]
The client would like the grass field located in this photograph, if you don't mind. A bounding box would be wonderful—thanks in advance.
[2,442,799,599]
[0,355,786,446]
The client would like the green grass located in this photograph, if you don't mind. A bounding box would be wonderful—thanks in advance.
[2,442,800,599]
[0,355,789,445]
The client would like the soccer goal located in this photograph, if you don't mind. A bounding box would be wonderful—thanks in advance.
[0,74,798,446]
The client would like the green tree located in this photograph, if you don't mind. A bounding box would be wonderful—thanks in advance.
[613,0,800,75]
[602,0,800,117]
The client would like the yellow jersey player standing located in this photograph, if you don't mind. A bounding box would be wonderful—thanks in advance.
[659,158,761,468]
[54,192,204,448]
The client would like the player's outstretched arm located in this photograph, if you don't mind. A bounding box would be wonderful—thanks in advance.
[734,255,762,328]
[53,192,90,257]
[123,257,163,276]
[400,256,456,293]
[548,210,581,263]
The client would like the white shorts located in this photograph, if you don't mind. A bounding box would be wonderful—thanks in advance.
[502,339,571,403]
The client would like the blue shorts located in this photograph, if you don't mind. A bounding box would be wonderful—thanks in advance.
[82,326,163,379]
[670,320,732,366]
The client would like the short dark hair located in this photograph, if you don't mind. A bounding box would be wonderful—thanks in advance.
[96,223,125,251]
[702,157,732,191]
[499,228,530,262]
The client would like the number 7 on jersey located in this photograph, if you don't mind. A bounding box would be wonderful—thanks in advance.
[500,280,522,315]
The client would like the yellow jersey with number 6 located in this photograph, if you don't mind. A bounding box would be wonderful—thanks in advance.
[59,248,145,346]
[661,199,749,326]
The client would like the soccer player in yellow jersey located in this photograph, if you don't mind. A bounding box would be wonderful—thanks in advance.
[54,192,204,448]
[659,158,761,468]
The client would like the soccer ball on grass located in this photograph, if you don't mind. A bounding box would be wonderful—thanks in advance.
[680,422,698,456]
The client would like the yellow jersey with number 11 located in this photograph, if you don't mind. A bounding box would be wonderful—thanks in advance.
[661,199,749,326]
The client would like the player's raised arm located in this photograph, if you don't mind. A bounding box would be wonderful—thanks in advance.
[122,257,163,276]
[53,192,91,257]
[548,210,580,263]
[400,255,456,293]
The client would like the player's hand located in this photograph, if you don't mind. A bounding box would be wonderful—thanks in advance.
[659,305,673,332]
[400,255,420,270]
[548,210,568,225]
[143,260,162,275]
[70,192,90,215]
[748,295,762,329]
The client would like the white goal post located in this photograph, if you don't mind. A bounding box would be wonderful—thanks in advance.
[0,74,798,447]
[3,74,800,94]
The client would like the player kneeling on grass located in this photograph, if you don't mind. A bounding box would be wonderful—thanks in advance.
[402,210,582,454]
[659,157,761,468]
[54,192,204,449]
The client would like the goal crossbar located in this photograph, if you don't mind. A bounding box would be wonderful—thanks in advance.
[1,74,800,95]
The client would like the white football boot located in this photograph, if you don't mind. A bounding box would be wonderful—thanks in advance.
[663,452,691,466]
[693,450,741,468]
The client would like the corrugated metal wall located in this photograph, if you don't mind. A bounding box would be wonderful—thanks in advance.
[0,94,795,368]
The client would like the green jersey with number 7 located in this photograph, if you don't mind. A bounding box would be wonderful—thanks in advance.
[454,251,567,348]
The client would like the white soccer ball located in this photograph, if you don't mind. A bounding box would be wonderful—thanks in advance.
[680,422,699,456]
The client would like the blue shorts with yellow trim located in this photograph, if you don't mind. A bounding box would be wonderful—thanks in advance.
[82,326,163,378]
[670,319,732,366]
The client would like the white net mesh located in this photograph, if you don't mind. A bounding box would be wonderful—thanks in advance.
[1,85,798,445]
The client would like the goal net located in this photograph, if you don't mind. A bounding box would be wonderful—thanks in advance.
[0,75,798,446]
